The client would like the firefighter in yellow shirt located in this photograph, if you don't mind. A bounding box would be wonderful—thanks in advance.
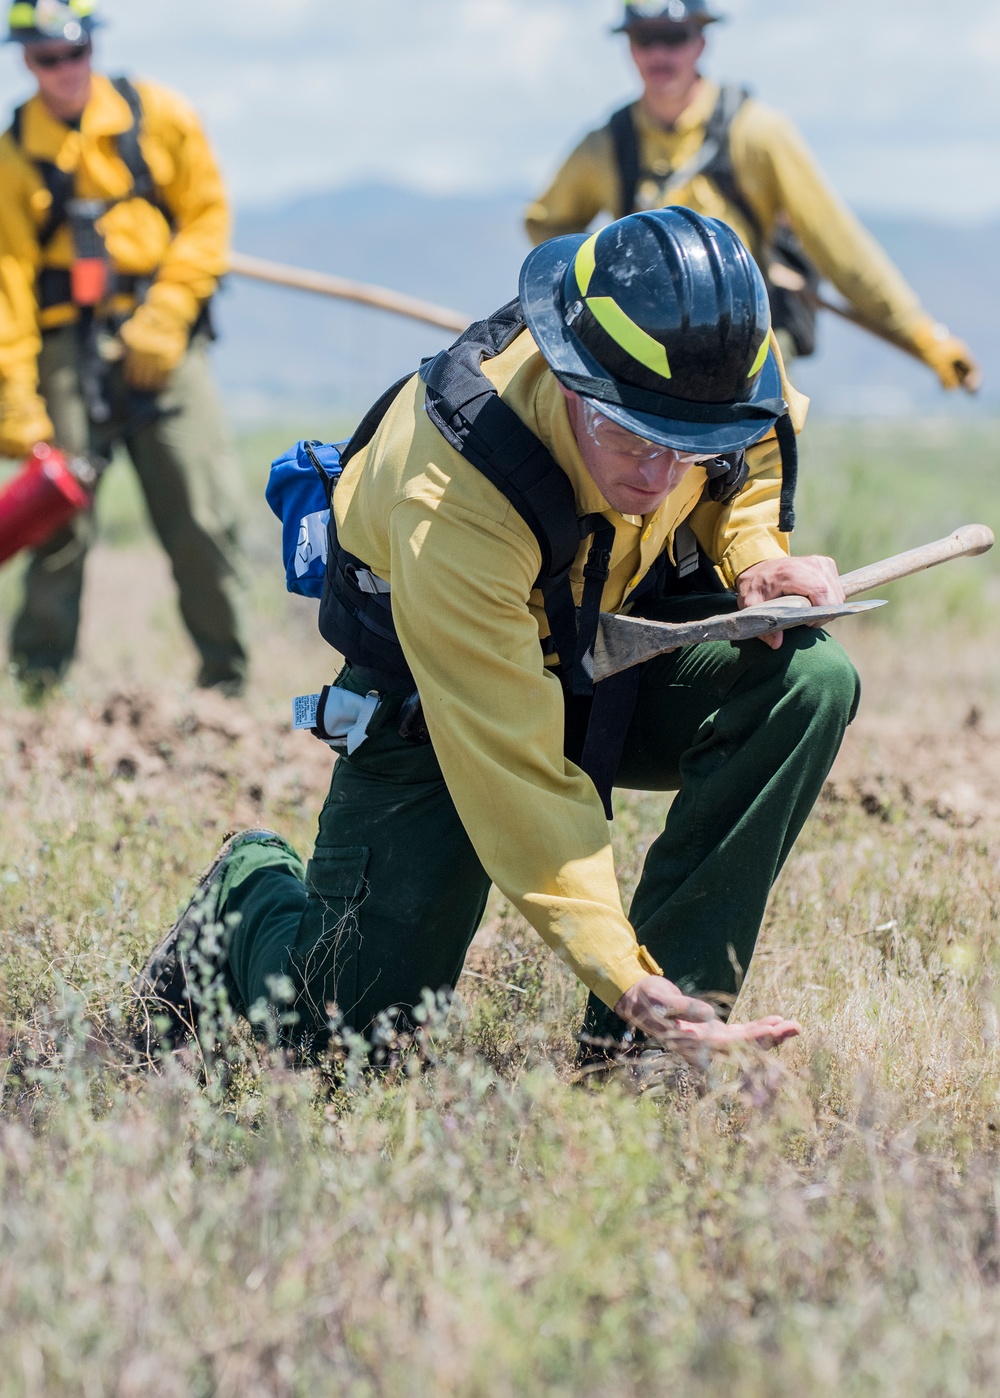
[136,208,860,1069]
[0,0,246,693]
[526,0,979,391]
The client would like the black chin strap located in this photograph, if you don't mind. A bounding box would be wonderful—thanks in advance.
[774,412,798,534]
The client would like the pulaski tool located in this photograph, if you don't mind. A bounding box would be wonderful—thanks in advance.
[594,524,995,682]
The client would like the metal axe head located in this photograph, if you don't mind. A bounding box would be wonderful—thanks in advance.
[594,600,885,682]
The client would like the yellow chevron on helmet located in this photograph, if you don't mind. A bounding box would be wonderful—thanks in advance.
[747,335,770,378]
[585,296,672,380]
[573,236,674,380]
[574,232,599,297]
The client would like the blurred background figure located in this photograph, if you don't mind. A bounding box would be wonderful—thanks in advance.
[0,0,246,696]
[525,0,980,391]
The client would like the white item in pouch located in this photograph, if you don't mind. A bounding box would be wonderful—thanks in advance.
[293,693,322,730]
[292,688,380,755]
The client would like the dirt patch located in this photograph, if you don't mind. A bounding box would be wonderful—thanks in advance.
[1,685,334,831]
[829,703,1000,832]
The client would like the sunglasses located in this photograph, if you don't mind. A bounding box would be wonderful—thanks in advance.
[30,44,91,69]
[629,25,703,49]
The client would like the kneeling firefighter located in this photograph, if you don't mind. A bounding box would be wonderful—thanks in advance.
[0,0,246,693]
[136,207,861,1064]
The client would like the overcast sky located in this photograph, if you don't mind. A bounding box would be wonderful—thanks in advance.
[1,0,997,221]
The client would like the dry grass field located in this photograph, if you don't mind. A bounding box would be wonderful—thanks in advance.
[0,417,999,1396]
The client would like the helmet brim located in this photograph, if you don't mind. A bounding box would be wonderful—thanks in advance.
[7,18,99,43]
[520,232,785,456]
[612,16,720,30]
[612,5,722,32]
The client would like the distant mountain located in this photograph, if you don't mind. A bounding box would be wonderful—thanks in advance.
[216,185,525,423]
[213,184,999,424]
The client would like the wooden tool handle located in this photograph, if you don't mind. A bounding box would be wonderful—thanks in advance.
[838,525,994,598]
[228,251,471,334]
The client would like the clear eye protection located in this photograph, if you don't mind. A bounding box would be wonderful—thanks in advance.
[582,399,714,465]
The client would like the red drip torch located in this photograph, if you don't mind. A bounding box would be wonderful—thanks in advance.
[0,443,100,567]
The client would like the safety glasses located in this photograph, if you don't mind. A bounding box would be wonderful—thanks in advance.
[629,24,702,48]
[582,399,714,464]
[29,43,91,69]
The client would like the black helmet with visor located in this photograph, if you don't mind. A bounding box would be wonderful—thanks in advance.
[519,207,798,530]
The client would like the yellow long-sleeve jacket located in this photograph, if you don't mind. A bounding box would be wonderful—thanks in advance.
[334,327,807,1010]
[0,72,230,393]
[525,80,947,367]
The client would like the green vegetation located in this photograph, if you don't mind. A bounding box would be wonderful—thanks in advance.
[0,419,999,1395]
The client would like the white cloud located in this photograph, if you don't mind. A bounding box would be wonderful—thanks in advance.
[0,0,997,219]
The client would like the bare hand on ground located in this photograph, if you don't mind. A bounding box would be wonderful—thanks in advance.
[615,975,801,1065]
[736,555,845,650]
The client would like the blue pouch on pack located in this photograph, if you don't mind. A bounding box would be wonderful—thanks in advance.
[265,439,345,598]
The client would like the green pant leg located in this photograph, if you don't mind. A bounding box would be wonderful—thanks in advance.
[10,327,95,679]
[123,336,247,689]
[583,616,860,1044]
[224,666,493,1043]
[223,865,308,1016]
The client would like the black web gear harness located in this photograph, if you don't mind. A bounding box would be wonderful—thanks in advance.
[608,86,821,358]
[317,300,794,816]
[320,300,619,697]
[9,76,173,313]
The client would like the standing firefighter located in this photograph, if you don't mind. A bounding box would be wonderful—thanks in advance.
[526,0,979,388]
[137,208,861,1065]
[0,0,246,693]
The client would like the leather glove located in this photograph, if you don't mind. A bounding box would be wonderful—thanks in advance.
[0,382,54,460]
[911,318,981,393]
[118,295,193,393]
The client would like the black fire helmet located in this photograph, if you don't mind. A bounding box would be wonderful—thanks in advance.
[519,207,798,528]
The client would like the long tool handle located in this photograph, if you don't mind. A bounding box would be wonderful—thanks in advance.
[839,524,994,598]
[228,251,471,334]
[737,522,996,617]
[767,260,925,364]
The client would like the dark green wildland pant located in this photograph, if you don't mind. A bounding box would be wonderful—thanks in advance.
[11,326,246,690]
[211,592,860,1049]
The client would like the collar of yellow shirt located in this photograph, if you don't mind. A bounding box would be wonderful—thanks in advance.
[17,72,137,185]
[634,75,720,137]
